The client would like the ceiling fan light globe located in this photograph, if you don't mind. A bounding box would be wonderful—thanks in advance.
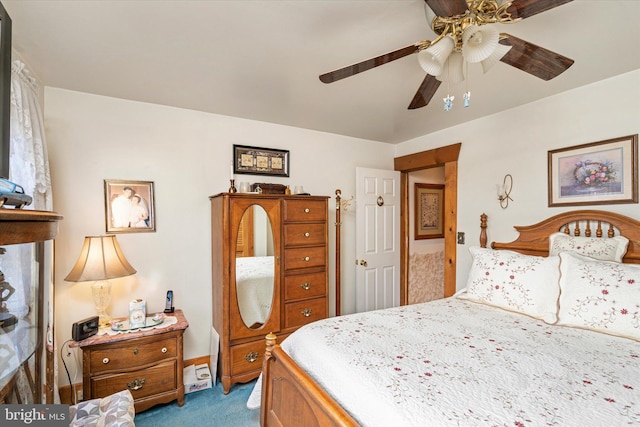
[436,52,465,84]
[481,43,512,73]
[418,36,454,76]
[462,24,499,63]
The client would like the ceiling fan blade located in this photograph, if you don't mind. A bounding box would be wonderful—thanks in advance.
[506,0,573,19]
[408,74,441,110]
[319,44,419,84]
[499,33,574,81]
[424,0,469,17]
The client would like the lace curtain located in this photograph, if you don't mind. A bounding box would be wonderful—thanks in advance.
[0,59,55,403]
[9,60,52,208]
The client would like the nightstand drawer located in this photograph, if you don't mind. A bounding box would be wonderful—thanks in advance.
[284,246,326,271]
[284,297,327,329]
[91,360,176,399]
[284,223,326,247]
[283,200,327,222]
[89,336,177,374]
[284,271,326,301]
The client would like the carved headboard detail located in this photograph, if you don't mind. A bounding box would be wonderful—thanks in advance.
[489,210,640,264]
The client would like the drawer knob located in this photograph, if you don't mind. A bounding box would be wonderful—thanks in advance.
[162,347,167,353]
[303,256,310,262]
[102,358,109,364]
[133,348,138,355]
[304,232,310,237]
[244,351,260,363]
[127,378,145,391]
[301,308,312,317]
[304,208,310,213]
[300,282,311,290]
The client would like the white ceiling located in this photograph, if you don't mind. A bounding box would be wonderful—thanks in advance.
[3,0,640,144]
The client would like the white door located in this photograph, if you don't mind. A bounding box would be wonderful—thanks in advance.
[355,167,401,312]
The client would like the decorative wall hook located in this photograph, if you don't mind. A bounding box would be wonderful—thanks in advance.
[497,174,513,209]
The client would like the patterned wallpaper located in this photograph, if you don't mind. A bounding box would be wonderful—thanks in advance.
[408,251,445,304]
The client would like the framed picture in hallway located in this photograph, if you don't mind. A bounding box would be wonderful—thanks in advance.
[104,179,156,233]
[415,183,444,240]
[547,134,638,207]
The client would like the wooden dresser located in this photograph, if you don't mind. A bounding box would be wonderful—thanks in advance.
[210,193,329,393]
[72,310,189,413]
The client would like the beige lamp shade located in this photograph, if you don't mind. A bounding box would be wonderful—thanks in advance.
[65,235,136,327]
[65,235,136,282]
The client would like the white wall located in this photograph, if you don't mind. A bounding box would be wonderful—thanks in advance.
[396,70,640,289]
[44,88,394,385]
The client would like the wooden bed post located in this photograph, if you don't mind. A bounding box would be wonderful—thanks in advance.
[335,189,342,316]
[480,213,487,248]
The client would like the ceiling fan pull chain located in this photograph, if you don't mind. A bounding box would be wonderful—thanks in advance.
[443,94,454,111]
[464,62,471,108]
[443,74,454,111]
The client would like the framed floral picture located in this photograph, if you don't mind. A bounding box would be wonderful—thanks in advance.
[547,134,638,207]
[414,183,444,240]
[104,180,156,233]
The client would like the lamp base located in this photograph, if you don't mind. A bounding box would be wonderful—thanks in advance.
[92,280,112,327]
[97,311,112,328]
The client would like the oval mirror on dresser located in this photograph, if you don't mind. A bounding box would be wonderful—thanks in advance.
[234,204,275,329]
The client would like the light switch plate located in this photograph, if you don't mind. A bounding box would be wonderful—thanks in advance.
[457,232,465,244]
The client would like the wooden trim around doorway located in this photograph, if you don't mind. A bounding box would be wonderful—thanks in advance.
[394,143,461,304]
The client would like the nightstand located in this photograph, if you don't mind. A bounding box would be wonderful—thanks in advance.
[71,310,189,413]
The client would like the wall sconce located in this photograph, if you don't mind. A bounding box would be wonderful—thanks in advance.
[497,174,513,209]
[65,235,137,326]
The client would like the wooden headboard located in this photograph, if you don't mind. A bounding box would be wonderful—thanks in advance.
[485,210,640,264]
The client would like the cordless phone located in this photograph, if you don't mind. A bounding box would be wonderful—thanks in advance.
[164,290,174,313]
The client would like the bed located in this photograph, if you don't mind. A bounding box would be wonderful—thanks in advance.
[252,210,640,426]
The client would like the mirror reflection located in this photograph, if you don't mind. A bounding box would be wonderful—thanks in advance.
[235,205,275,329]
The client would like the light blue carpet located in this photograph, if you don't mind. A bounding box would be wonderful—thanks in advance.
[134,380,260,427]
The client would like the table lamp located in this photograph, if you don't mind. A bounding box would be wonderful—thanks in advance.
[65,235,136,327]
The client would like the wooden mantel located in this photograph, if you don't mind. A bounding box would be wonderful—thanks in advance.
[0,209,63,245]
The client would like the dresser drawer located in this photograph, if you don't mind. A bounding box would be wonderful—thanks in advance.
[89,336,177,374]
[284,246,326,271]
[91,360,176,400]
[284,271,326,301]
[283,199,327,222]
[230,340,267,376]
[284,297,327,329]
[284,223,326,247]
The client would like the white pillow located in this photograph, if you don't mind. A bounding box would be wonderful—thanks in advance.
[548,232,629,262]
[458,247,560,323]
[557,252,640,341]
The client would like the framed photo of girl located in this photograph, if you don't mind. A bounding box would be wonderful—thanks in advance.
[104,179,156,233]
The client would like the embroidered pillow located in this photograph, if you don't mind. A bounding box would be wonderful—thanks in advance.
[557,252,640,341]
[548,232,629,262]
[458,247,560,323]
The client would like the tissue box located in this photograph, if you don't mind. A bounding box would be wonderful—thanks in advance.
[183,363,212,394]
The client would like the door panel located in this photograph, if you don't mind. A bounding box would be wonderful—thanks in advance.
[356,167,401,313]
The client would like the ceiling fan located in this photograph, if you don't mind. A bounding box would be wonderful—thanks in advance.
[319,0,575,110]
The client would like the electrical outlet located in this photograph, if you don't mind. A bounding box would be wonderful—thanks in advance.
[457,232,465,244]
[76,388,83,402]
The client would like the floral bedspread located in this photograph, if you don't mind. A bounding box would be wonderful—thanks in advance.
[275,297,639,426]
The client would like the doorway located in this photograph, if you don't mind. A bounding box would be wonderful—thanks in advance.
[394,143,461,305]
